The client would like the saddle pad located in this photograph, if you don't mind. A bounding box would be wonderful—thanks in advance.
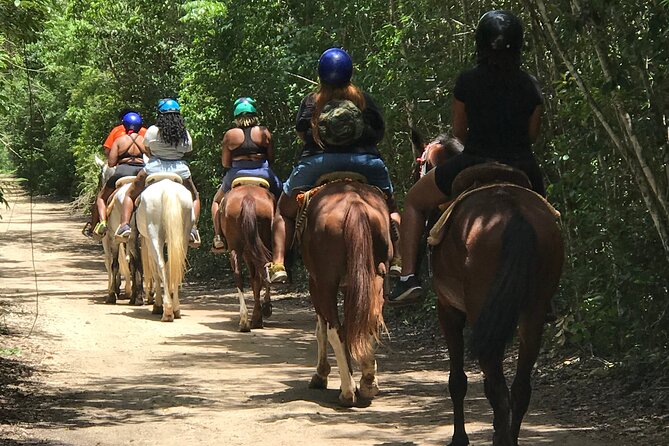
[231,176,270,189]
[146,172,183,186]
[427,183,561,246]
[315,171,367,186]
[114,176,137,188]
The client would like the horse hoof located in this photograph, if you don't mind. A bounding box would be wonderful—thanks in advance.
[105,294,117,305]
[359,377,379,399]
[130,297,144,306]
[173,310,181,319]
[251,319,263,330]
[308,374,328,390]
[152,305,163,315]
[338,391,356,407]
[448,434,470,446]
[161,313,174,322]
[239,324,251,333]
[261,302,272,318]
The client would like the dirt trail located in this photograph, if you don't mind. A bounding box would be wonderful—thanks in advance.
[1,188,611,445]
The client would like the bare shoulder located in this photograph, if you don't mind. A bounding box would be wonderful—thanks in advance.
[223,128,243,147]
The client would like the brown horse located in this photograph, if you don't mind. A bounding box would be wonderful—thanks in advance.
[300,180,391,406]
[431,175,563,446]
[219,184,275,332]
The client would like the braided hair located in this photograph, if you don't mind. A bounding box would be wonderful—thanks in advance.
[156,113,188,147]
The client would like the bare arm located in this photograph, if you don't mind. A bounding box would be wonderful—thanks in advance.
[108,139,120,167]
[264,128,274,164]
[221,131,232,168]
[528,105,543,144]
[452,99,468,144]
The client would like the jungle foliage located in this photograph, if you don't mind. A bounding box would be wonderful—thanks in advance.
[1,0,668,376]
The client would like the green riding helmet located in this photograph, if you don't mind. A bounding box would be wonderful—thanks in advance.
[233,97,257,117]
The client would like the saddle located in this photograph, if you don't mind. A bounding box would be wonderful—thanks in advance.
[231,176,270,189]
[146,172,183,186]
[135,172,184,207]
[428,163,560,246]
[293,171,370,248]
[105,176,137,217]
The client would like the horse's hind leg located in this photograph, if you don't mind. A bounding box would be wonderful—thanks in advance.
[438,300,470,446]
[309,313,330,390]
[249,264,264,330]
[358,336,379,399]
[510,315,544,445]
[480,351,512,446]
[230,250,250,332]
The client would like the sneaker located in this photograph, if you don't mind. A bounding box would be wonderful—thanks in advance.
[265,262,288,284]
[82,222,93,238]
[189,228,201,248]
[93,221,107,239]
[389,256,402,278]
[114,224,132,241]
[387,275,424,306]
[213,234,226,249]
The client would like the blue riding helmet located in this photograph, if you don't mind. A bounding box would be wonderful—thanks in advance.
[233,97,257,117]
[122,112,142,132]
[158,98,181,114]
[318,48,353,87]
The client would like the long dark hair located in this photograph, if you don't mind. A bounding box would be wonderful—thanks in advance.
[156,113,188,147]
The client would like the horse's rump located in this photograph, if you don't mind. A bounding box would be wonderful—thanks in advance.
[302,182,391,362]
[222,185,274,256]
[432,186,563,359]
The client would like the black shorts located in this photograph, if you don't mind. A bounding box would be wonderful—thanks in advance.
[105,163,144,189]
[433,152,546,197]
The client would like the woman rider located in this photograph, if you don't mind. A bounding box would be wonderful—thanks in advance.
[265,47,399,283]
[114,98,202,247]
[92,112,147,238]
[211,97,283,252]
[388,10,547,305]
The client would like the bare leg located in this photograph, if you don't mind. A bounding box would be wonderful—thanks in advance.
[119,171,146,228]
[211,188,224,239]
[96,186,114,224]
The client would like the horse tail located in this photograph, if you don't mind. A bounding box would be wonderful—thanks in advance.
[162,187,188,294]
[240,195,271,269]
[470,210,537,363]
[343,201,383,363]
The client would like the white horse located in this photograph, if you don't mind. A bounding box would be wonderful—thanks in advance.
[135,174,194,322]
[95,155,135,304]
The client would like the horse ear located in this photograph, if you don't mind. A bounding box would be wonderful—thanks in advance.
[410,128,425,158]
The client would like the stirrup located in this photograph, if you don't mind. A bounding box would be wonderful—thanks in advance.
[189,228,201,248]
[82,221,93,238]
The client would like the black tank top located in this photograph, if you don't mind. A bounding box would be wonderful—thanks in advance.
[117,134,144,166]
[233,127,268,157]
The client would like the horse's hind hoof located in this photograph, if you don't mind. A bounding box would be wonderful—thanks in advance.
[105,294,117,305]
[152,305,163,315]
[338,391,356,407]
[251,319,263,330]
[239,324,251,333]
[161,313,174,322]
[130,297,144,306]
[173,310,181,319]
[359,376,379,399]
[308,374,328,390]
[261,301,273,318]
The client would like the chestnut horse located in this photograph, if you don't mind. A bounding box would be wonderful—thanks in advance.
[301,181,391,406]
[431,179,563,445]
[218,184,274,332]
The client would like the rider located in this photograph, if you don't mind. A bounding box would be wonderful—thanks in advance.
[114,98,202,247]
[211,97,283,252]
[92,112,147,237]
[265,47,399,283]
[388,10,547,305]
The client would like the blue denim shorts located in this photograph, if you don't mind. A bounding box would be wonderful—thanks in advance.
[144,157,191,180]
[221,159,283,199]
[282,152,393,196]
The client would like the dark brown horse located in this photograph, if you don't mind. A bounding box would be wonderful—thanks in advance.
[300,180,391,406]
[432,177,563,446]
[219,184,275,332]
